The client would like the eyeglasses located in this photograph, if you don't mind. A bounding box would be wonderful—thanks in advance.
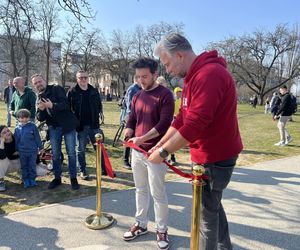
[78,76,88,80]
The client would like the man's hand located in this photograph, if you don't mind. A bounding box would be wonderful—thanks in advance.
[148,141,163,154]
[148,148,164,164]
[37,102,46,111]
[128,136,144,147]
[40,98,53,109]
[124,128,134,140]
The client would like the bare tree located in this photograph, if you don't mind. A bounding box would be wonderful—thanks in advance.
[0,0,37,83]
[146,22,184,85]
[210,24,300,104]
[100,30,135,92]
[59,21,80,87]
[75,29,102,72]
[40,0,60,83]
[57,0,94,22]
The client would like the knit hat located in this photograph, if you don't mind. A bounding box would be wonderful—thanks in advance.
[0,125,6,134]
[174,87,182,94]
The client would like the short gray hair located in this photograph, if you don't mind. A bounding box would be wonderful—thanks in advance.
[154,33,192,56]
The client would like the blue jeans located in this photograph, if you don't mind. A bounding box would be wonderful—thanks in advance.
[200,157,237,250]
[77,126,106,174]
[49,126,77,179]
[19,152,37,180]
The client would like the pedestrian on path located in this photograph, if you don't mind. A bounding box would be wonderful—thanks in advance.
[273,85,294,146]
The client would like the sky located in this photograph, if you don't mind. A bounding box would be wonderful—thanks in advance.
[83,0,300,53]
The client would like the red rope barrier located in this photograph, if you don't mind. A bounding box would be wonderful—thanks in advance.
[96,141,115,179]
[124,141,208,181]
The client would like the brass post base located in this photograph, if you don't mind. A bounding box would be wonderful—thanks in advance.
[85,213,115,230]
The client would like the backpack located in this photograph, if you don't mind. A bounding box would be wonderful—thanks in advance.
[290,94,298,114]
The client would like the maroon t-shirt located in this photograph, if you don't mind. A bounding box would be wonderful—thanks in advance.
[126,85,174,151]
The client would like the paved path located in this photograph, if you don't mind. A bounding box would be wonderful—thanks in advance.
[1,156,300,250]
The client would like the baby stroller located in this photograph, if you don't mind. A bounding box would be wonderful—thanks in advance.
[37,121,64,170]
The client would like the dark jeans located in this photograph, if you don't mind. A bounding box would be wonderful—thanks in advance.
[49,126,77,179]
[199,156,237,250]
[77,126,107,174]
[20,152,37,180]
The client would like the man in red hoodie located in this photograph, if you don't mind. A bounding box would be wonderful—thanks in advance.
[149,33,243,250]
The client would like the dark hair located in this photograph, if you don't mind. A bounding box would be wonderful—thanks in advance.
[31,74,44,80]
[280,85,287,90]
[76,70,87,75]
[132,57,158,74]
[16,109,31,118]
[0,125,6,134]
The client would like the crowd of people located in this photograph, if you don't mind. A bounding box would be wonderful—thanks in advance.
[1,70,106,192]
[8,33,300,249]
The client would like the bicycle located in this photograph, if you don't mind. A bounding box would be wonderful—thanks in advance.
[112,120,125,147]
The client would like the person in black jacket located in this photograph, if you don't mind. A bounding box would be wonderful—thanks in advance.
[31,74,79,190]
[274,85,293,146]
[3,79,15,127]
[68,70,106,179]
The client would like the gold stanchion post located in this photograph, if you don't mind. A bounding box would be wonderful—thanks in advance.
[190,165,205,250]
[85,133,115,229]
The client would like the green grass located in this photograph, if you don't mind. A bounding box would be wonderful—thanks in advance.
[237,104,300,165]
[0,101,299,214]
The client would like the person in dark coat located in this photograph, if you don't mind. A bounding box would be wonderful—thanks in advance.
[3,79,15,127]
[31,74,79,190]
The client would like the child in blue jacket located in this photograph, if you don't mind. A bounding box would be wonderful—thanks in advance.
[14,109,42,188]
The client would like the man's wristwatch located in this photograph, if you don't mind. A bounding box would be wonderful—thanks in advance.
[159,147,169,158]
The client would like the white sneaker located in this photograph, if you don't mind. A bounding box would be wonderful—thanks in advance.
[285,136,293,144]
[47,163,53,170]
[274,141,286,146]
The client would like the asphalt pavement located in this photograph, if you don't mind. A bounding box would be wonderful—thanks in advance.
[1,155,300,250]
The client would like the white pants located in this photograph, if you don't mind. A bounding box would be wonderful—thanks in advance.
[0,158,20,179]
[131,149,168,232]
[0,158,48,179]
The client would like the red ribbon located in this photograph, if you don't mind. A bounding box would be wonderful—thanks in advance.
[124,141,208,181]
[98,142,115,178]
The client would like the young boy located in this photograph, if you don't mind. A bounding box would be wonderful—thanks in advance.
[14,109,42,188]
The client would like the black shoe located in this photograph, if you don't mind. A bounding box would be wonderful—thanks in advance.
[123,162,131,170]
[48,178,62,189]
[70,178,80,190]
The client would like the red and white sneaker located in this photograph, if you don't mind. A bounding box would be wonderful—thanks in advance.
[123,222,148,241]
[157,231,169,249]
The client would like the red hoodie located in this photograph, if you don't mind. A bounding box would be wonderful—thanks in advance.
[172,50,243,164]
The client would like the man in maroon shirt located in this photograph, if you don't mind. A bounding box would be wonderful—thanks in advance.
[149,33,243,250]
[123,57,174,250]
